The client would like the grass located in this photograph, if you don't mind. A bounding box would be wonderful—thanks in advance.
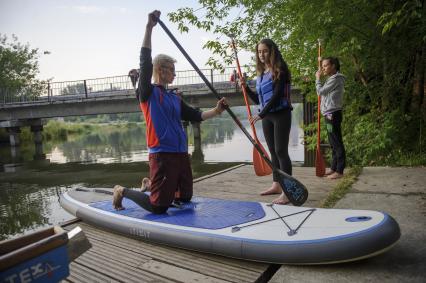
[321,166,363,208]
[390,151,426,166]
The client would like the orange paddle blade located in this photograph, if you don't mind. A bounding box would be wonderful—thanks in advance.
[315,146,326,177]
[253,142,272,176]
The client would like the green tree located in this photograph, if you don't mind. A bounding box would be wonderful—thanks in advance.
[168,0,426,165]
[0,34,47,101]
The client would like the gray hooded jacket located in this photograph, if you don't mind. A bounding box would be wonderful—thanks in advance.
[315,72,345,115]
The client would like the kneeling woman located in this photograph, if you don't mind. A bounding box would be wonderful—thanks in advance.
[113,10,227,214]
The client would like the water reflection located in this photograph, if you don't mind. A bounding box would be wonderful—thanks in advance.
[32,106,302,164]
[45,124,147,164]
[0,183,70,240]
[0,161,243,240]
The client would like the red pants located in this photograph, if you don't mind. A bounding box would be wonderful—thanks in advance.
[148,152,193,208]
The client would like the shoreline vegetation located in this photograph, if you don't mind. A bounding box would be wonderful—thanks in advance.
[0,120,144,144]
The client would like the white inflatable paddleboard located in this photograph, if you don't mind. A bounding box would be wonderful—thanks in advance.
[60,188,400,264]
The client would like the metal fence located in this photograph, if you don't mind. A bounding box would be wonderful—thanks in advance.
[0,66,254,106]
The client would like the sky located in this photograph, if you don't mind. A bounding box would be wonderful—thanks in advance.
[0,0,250,82]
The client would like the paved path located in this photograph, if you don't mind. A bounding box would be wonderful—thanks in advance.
[270,166,426,283]
[194,164,336,208]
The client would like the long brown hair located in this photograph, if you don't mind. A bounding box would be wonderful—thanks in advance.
[255,39,291,83]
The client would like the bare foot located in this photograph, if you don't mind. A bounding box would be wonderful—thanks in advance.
[271,193,290,205]
[324,170,335,176]
[327,172,343,180]
[113,185,125,210]
[141,177,151,192]
[260,182,282,196]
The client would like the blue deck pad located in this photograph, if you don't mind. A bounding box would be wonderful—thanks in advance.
[90,196,266,230]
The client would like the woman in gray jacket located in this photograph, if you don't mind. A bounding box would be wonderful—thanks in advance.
[315,57,346,179]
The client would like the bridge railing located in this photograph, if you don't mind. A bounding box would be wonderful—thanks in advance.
[0,66,255,106]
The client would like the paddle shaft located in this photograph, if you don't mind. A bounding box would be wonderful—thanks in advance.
[317,41,322,148]
[315,39,326,177]
[157,19,276,172]
[229,38,258,139]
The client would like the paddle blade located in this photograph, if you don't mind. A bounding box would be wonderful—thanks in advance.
[275,168,309,206]
[315,147,326,177]
[253,143,272,176]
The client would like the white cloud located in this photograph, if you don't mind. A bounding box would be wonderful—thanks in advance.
[71,5,129,15]
[72,6,106,15]
[116,7,129,14]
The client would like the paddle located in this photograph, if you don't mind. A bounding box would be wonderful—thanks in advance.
[315,39,326,177]
[155,17,308,206]
[229,36,272,176]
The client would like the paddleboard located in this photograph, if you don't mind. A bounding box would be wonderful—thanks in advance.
[60,188,400,264]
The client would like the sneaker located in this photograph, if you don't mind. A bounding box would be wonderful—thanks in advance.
[113,185,125,210]
[324,170,335,176]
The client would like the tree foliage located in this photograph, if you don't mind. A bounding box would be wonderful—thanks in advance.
[0,34,46,99]
[168,0,426,165]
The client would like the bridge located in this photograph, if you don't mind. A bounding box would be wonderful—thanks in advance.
[0,67,308,162]
[0,67,302,119]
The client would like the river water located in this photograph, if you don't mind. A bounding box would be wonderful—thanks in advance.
[0,105,305,240]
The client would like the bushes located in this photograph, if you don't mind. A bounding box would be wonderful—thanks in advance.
[42,120,83,141]
[303,105,426,167]
[344,111,398,165]
[343,109,426,166]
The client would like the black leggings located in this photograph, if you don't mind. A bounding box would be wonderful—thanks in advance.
[123,188,167,214]
[261,108,292,181]
[123,188,191,214]
[325,110,346,174]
